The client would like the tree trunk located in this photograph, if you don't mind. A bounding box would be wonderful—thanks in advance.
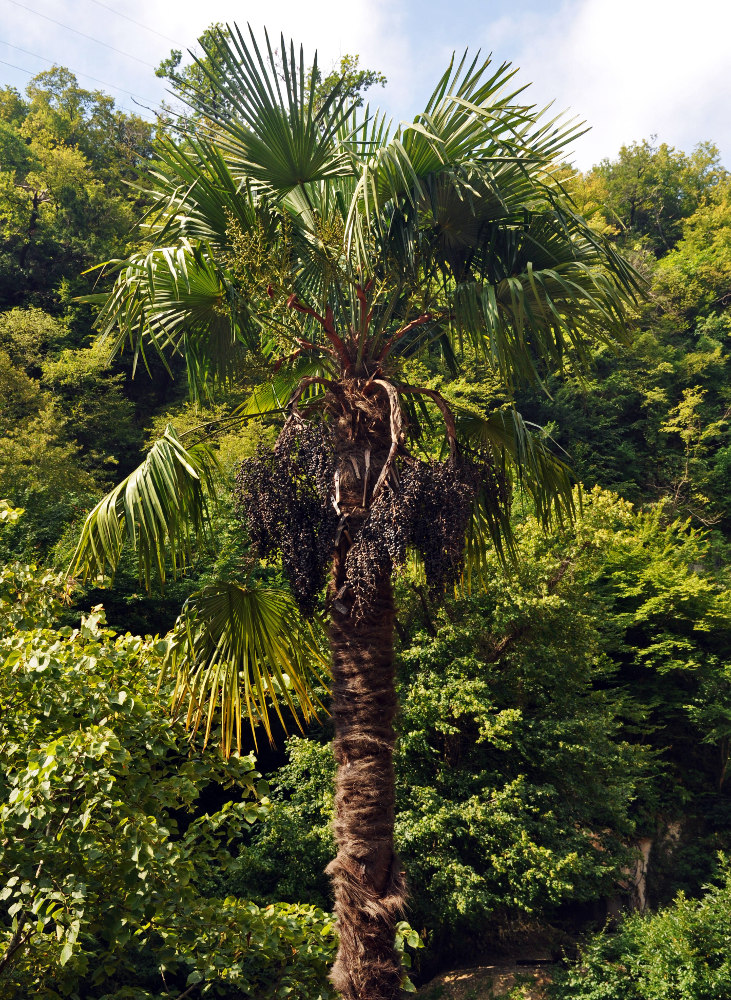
[326,561,406,1000]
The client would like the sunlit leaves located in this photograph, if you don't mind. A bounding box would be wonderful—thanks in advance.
[0,608,336,996]
[188,25,355,193]
[165,582,329,753]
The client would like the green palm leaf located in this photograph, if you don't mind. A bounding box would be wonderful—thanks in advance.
[187,25,355,193]
[164,582,329,753]
[232,359,328,417]
[69,426,215,589]
[95,243,253,396]
[456,405,576,578]
[147,133,273,251]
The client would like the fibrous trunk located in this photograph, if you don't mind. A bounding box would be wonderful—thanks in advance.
[326,561,406,1000]
[325,399,407,1000]
[235,378,476,998]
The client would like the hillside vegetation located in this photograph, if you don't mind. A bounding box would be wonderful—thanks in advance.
[1,59,731,999]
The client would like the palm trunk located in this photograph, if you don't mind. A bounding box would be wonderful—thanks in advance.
[326,553,406,1000]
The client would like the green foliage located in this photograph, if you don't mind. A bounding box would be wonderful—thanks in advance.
[591,139,726,252]
[0,347,96,503]
[0,502,68,631]
[550,859,731,1000]
[228,736,336,910]
[308,53,387,111]
[0,307,143,561]
[234,487,731,963]
[0,595,337,998]
[0,69,153,311]
[41,342,141,480]
[655,176,731,315]
[0,306,67,376]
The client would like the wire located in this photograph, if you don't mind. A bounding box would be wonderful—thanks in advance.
[84,0,181,47]
[4,0,158,69]
[0,56,157,120]
[0,39,160,105]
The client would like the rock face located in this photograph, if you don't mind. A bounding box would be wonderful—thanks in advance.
[629,836,655,912]
[626,821,684,913]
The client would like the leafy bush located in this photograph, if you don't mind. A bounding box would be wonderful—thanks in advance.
[0,568,337,998]
[549,859,731,1000]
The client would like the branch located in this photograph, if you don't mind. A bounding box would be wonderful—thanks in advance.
[371,379,404,497]
[173,984,201,1000]
[180,409,286,441]
[377,313,434,361]
[287,376,335,414]
[0,920,33,978]
[355,283,374,351]
[286,295,352,369]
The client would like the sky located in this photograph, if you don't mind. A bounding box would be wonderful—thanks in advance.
[1,0,729,170]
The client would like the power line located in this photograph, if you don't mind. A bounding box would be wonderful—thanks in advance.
[0,39,160,105]
[4,0,158,69]
[84,0,181,48]
[0,55,157,121]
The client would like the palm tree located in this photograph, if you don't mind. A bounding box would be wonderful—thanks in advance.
[71,25,638,1000]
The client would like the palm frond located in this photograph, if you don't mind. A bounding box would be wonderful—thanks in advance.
[345,52,577,257]
[456,405,577,580]
[233,358,328,417]
[69,426,215,589]
[186,25,355,193]
[94,243,254,396]
[447,211,641,386]
[164,582,329,753]
[146,133,275,251]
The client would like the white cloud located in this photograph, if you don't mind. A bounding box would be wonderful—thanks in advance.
[2,0,729,168]
[479,0,731,168]
[1,0,413,122]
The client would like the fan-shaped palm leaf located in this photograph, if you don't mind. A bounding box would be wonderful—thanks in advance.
[164,582,328,754]
[187,25,355,193]
[95,243,254,395]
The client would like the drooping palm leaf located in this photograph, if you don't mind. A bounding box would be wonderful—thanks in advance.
[69,426,215,589]
[232,358,329,417]
[94,243,255,396]
[164,582,329,753]
[456,404,577,580]
[147,132,277,251]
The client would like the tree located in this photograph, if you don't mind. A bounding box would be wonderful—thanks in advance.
[156,23,386,119]
[591,139,726,253]
[0,70,153,310]
[70,25,639,1000]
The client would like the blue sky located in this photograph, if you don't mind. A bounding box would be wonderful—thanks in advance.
[1,0,729,170]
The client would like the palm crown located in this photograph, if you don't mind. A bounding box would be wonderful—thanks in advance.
[73,22,638,749]
[71,27,639,998]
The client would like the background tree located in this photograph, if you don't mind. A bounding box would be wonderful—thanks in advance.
[0,69,153,311]
[0,508,340,998]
